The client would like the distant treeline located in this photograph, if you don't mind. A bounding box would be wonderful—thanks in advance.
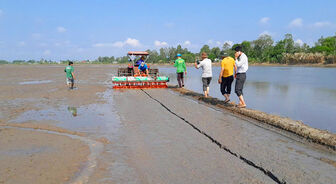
[1,33,335,65]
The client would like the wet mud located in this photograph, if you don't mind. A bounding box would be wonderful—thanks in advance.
[0,65,335,184]
[0,65,116,183]
[0,127,89,184]
[113,89,336,184]
[141,89,283,183]
[170,86,336,150]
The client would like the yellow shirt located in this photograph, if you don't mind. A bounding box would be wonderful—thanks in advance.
[221,57,235,78]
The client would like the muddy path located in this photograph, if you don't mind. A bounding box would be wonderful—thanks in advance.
[0,65,335,184]
[113,89,336,184]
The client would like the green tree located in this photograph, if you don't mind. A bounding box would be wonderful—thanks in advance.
[27,60,36,63]
[182,53,195,63]
[159,48,167,61]
[252,34,274,62]
[231,43,241,51]
[13,60,26,64]
[301,43,311,53]
[168,47,177,62]
[270,40,286,63]
[200,45,210,54]
[241,41,253,57]
[222,42,231,51]
[294,42,310,53]
[176,45,183,54]
[283,34,295,54]
[0,60,9,64]
[210,47,221,60]
[147,50,160,63]
[311,35,336,55]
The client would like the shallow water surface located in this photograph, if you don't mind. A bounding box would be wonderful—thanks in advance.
[159,66,336,133]
[19,80,52,85]
[12,90,121,136]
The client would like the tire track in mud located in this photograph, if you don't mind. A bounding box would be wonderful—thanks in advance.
[141,89,286,184]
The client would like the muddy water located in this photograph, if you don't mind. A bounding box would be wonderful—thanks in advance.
[1,65,335,184]
[8,89,139,183]
[159,66,336,133]
[0,65,132,183]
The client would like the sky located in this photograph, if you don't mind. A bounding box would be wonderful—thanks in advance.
[0,0,335,61]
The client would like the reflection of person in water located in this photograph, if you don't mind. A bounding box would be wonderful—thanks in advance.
[67,107,77,117]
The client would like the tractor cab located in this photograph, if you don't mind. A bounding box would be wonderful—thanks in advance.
[117,51,159,77]
[112,51,169,89]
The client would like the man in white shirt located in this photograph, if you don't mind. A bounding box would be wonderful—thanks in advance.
[234,46,248,108]
[195,52,212,97]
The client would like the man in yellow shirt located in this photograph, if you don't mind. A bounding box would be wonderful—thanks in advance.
[218,53,237,103]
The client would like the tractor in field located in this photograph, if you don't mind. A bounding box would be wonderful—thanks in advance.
[112,51,169,89]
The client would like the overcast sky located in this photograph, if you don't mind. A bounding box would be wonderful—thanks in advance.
[0,0,335,61]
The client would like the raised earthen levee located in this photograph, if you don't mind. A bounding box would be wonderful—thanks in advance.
[170,85,336,150]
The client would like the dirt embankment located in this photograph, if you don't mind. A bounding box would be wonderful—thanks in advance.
[170,86,336,150]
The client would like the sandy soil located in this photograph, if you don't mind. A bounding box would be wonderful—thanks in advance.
[0,64,335,184]
[0,128,89,184]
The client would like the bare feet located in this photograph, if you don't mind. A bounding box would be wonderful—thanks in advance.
[237,104,246,108]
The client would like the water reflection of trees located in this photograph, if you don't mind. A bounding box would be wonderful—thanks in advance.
[246,81,270,94]
[313,88,336,101]
[247,81,290,96]
[274,84,289,94]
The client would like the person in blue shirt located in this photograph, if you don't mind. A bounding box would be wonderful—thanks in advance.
[135,56,145,66]
[138,62,149,75]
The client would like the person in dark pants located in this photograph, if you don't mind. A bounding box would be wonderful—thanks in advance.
[234,46,248,108]
[138,62,149,75]
[218,53,236,103]
[174,53,187,88]
[64,61,75,89]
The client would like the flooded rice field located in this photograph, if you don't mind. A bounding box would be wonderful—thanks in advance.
[0,64,335,184]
